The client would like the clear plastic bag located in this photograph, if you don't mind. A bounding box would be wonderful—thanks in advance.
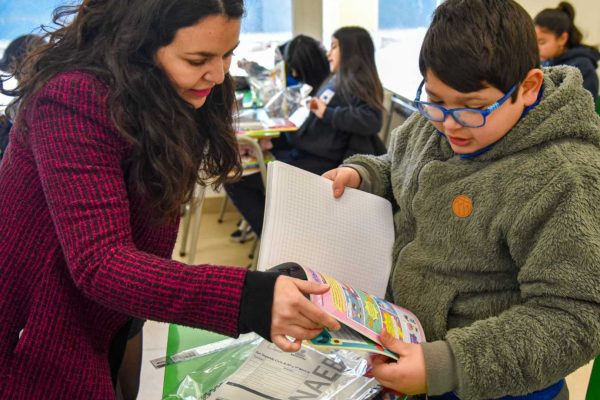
[239,51,312,120]
[163,336,382,400]
[263,82,313,119]
[162,335,262,400]
[245,60,286,109]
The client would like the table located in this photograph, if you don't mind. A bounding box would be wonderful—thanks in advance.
[161,325,386,400]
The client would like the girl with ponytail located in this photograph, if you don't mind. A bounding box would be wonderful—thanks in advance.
[534,1,599,105]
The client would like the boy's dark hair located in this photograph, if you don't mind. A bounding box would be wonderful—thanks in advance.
[419,0,539,100]
[534,2,598,51]
[282,35,329,96]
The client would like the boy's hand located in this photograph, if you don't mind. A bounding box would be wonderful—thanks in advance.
[309,98,327,119]
[271,276,341,352]
[322,167,361,198]
[370,330,427,395]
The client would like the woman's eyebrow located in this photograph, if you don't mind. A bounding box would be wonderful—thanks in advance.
[185,42,240,57]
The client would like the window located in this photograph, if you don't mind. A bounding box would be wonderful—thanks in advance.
[375,0,440,99]
[379,0,437,30]
[0,0,66,48]
[242,0,291,35]
[231,0,293,76]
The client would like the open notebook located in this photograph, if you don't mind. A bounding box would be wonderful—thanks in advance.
[257,161,394,297]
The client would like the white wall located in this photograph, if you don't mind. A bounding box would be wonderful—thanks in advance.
[292,0,323,41]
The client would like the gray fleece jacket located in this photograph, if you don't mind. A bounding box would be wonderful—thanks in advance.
[345,66,600,399]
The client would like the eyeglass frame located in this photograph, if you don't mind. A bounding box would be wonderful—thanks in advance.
[413,79,517,128]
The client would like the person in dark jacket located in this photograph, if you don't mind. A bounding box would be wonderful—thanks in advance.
[225,34,333,239]
[284,26,385,173]
[225,27,386,239]
[278,34,330,93]
[534,1,600,106]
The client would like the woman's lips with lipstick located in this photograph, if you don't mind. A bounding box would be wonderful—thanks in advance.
[189,87,212,97]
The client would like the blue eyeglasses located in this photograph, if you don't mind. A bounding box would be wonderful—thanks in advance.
[414,80,517,128]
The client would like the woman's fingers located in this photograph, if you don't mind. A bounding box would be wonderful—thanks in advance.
[272,311,322,332]
[281,278,341,331]
[276,325,323,341]
[272,334,302,352]
[271,276,341,350]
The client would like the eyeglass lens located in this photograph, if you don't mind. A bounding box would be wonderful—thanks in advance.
[418,104,485,128]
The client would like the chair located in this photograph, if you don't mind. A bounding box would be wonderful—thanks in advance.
[381,92,416,148]
[178,135,268,268]
[178,184,206,264]
[235,135,269,270]
[217,194,229,224]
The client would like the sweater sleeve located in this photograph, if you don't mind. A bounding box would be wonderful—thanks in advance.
[321,99,382,136]
[445,166,600,399]
[343,125,401,202]
[27,72,249,336]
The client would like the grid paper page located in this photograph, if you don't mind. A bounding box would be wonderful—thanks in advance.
[258,161,394,297]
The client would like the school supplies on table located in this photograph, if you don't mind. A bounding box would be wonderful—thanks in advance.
[235,107,308,136]
[257,161,395,297]
[206,339,380,400]
[270,263,426,359]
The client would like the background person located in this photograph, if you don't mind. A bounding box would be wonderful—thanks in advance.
[278,34,330,91]
[534,1,599,106]
[226,27,386,239]
[224,33,331,239]
[284,26,386,174]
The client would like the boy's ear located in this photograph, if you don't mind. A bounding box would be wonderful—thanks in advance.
[520,68,544,107]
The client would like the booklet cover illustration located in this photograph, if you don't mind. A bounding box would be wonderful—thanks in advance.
[269,263,426,358]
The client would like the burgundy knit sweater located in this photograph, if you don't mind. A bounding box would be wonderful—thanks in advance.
[0,71,273,399]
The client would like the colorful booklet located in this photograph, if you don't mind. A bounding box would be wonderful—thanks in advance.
[270,263,426,359]
[305,266,426,358]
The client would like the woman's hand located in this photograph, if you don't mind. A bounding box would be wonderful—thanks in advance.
[322,167,361,198]
[370,330,427,395]
[270,276,341,352]
[309,98,327,119]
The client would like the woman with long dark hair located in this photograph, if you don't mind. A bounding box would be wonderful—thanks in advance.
[279,34,330,93]
[0,1,339,398]
[285,26,386,173]
[534,1,599,105]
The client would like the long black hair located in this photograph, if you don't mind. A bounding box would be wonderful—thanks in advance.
[14,0,244,221]
[534,1,598,51]
[331,27,383,111]
[282,34,329,96]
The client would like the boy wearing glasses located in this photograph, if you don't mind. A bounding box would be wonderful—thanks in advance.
[324,0,600,398]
